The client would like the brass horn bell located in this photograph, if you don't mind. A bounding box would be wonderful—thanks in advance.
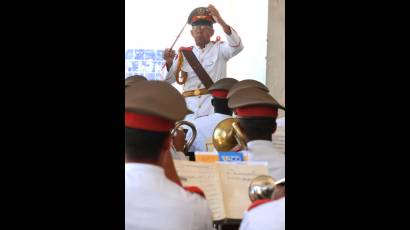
[171,120,197,153]
[212,118,247,152]
[248,175,276,202]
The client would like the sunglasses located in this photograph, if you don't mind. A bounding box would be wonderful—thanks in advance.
[192,25,212,31]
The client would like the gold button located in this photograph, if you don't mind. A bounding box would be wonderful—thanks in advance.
[194,89,201,96]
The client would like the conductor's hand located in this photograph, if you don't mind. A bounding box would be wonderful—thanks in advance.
[163,48,176,67]
[208,4,222,24]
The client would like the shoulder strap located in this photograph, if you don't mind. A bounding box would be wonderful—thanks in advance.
[179,47,214,89]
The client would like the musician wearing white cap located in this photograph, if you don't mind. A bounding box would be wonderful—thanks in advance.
[162,4,243,121]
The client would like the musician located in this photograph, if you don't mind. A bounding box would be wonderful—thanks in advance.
[239,179,285,230]
[125,81,213,230]
[124,75,187,160]
[162,4,244,121]
[228,87,285,180]
[239,198,285,230]
[187,78,238,152]
[125,75,187,160]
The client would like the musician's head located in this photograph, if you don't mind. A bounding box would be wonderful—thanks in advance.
[188,7,215,47]
[228,87,285,141]
[208,78,239,115]
[125,81,192,164]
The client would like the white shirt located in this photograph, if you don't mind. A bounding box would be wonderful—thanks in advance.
[161,28,243,120]
[125,163,213,230]
[276,117,285,127]
[242,140,285,180]
[239,198,285,230]
[170,146,189,160]
[187,113,232,152]
[272,117,285,155]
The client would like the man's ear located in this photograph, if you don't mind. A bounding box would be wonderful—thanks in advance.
[210,29,214,37]
[272,123,277,134]
[162,134,172,152]
[190,30,194,37]
[211,98,215,106]
[157,134,172,163]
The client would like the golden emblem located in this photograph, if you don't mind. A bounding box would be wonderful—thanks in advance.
[194,89,201,96]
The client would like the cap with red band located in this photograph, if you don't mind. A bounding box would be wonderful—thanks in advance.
[191,15,214,24]
[187,7,216,25]
[227,79,270,99]
[208,78,239,99]
[228,87,285,116]
[125,112,174,132]
[125,81,192,131]
[211,90,228,98]
[235,106,278,118]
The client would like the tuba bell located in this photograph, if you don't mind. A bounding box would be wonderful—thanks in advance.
[212,118,247,152]
[248,175,276,202]
[171,120,197,153]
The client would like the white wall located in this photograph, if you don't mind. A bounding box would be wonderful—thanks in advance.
[266,0,285,117]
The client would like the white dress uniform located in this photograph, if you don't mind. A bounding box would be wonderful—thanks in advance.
[187,113,232,152]
[272,117,285,155]
[239,198,285,230]
[276,117,285,127]
[125,163,214,230]
[161,29,243,121]
[242,140,285,181]
[170,146,189,160]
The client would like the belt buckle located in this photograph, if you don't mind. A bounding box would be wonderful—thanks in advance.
[194,89,201,96]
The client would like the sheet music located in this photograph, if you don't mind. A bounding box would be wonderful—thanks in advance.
[173,160,226,221]
[217,162,269,219]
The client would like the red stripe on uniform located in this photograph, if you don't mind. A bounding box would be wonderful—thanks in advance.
[248,199,273,211]
[184,186,206,198]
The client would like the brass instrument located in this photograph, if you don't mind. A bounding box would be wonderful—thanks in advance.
[171,120,197,153]
[248,175,276,202]
[212,118,247,152]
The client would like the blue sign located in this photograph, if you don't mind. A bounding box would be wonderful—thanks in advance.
[218,152,244,162]
[125,49,165,80]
